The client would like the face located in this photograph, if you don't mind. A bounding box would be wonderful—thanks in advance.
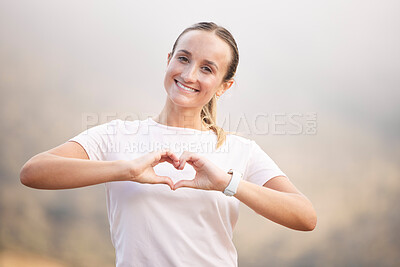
[164,30,233,109]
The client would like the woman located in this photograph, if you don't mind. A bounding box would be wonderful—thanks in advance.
[20,22,316,267]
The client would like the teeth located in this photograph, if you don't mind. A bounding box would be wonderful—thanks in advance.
[177,81,198,92]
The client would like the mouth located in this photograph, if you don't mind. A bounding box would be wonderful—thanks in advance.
[175,80,199,93]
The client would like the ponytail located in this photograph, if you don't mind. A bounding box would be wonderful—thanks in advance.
[201,95,226,149]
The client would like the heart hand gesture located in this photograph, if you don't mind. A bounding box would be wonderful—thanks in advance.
[128,150,180,190]
[127,150,231,192]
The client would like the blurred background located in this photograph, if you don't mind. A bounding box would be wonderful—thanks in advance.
[0,0,399,266]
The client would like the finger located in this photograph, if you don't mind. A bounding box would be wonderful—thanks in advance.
[173,179,196,190]
[148,150,165,166]
[178,152,204,170]
[162,150,180,168]
[158,155,175,165]
[165,150,180,163]
[154,175,174,190]
[178,151,191,170]
[157,150,180,167]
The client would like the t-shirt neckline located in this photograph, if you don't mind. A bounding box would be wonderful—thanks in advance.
[148,117,213,134]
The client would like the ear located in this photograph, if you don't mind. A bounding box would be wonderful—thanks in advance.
[216,79,234,97]
[167,52,172,65]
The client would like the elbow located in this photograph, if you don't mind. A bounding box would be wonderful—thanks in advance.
[20,161,34,187]
[20,155,43,188]
[303,215,317,231]
[289,199,317,231]
[296,196,317,231]
[300,209,317,232]
[20,153,51,188]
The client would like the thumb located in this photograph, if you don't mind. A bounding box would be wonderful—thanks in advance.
[173,179,196,190]
[155,175,174,190]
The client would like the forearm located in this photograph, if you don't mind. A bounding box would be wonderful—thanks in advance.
[234,179,317,231]
[20,153,129,189]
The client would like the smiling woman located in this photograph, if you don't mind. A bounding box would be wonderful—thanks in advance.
[161,23,237,146]
[20,22,316,267]
[162,30,233,128]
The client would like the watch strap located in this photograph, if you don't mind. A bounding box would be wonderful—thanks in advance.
[223,169,242,196]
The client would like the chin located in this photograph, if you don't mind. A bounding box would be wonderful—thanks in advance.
[168,95,198,108]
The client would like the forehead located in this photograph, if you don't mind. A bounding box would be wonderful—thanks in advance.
[175,30,231,69]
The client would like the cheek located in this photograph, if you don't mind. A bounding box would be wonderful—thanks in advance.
[201,76,221,94]
[164,65,178,86]
[165,66,174,78]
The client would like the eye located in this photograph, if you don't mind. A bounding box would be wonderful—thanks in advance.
[202,66,212,73]
[177,56,189,63]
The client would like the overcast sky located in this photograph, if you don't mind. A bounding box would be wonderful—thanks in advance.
[1,0,399,141]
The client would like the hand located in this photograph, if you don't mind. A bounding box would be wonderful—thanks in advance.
[173,151,231,192]
[128,150,180,190]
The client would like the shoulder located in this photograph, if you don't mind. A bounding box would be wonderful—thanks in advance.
[225,132,254,146]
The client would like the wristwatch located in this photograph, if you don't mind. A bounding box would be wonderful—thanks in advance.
[223,169,243,196]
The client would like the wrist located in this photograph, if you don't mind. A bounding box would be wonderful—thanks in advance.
[219,173,233,192]
[114,160,134,182]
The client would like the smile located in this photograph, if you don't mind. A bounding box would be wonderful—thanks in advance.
[175,80,199,93]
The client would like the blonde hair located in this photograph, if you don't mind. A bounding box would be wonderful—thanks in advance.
[201,94,227,149]
[171,22,239,149]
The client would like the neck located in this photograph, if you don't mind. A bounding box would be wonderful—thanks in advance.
[153,99,209,131]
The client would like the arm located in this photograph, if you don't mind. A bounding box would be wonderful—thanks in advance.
[20,141,179,190]
[234,175,317,231]
[20,141,128,189]
[173,151,317,231]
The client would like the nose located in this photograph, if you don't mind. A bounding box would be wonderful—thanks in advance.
[181,64,197,84]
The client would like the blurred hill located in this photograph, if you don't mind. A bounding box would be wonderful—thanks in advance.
[0,250,66,267]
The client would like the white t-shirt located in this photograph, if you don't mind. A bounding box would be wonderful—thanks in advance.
[69,118,287,267]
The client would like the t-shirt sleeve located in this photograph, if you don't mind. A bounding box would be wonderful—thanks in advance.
[242,141,288,186]
[68,119,120,161]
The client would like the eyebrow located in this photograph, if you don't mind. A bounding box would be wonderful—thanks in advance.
[177,49,219,70]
